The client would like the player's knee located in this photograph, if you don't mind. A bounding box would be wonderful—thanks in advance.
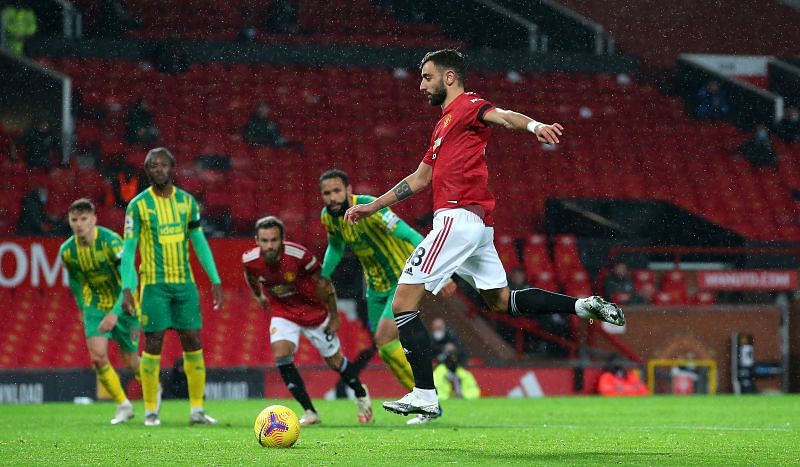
[487,299,508,314]
[90,353,109,369]
[324,352,343,370]
[275,354,294,367]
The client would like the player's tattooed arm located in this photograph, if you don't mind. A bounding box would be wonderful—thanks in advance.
[393,180,413,201]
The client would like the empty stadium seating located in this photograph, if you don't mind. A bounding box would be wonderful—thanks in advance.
[0,287,374,369]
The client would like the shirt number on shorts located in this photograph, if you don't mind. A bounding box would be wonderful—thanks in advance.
[409,247,426,267]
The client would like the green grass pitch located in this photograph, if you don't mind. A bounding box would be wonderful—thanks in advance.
[1,396,798,465]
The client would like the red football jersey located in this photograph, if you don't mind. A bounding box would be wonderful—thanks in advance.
[241,241,328,327]
[422,92,497,225]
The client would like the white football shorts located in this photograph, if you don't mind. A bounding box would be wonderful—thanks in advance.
[398,208,508,294]
[269,315,341,358]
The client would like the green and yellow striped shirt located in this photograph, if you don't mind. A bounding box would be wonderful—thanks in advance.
[60,226,124,311]
[124,186,200,285]
[321,194,417,292]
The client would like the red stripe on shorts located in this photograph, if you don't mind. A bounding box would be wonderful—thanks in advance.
[421,216,453,274]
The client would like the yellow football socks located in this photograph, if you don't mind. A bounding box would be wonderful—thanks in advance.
[183,349,206,409]
[140,352,161,412]
[96,362,127,405]
[378,339,415,391]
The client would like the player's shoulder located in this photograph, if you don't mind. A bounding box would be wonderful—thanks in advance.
[97,225,122,241]
[460,91,493,109]
[283,241,310,259]
[356,194,376,205]
[126,188,151,210]
[174,186,197,200]
[242,246,261,264]
[58,236,75,254]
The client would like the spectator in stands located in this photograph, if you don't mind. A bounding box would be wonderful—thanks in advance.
[19,120,58,171]
[507,267,531,291]
[1,2,36,56]
[432,345,481,400]
[105,162,143,208]
[97,0,141,37]
[695,80,731,121]
[264,0,300,34]
[151,38,189,75]
[597,361,649,396]
[430,318,467,365]
[244,102,290,147]
[16,186,61,235]
[775,106,800,144]
[738,123,778,167]
[124,98,160,145]
[603,261,643,304]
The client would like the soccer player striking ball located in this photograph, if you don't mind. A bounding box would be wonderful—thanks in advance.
[345,49,626,416]
[319,169,455,425]
[120,147,224,427]
[60,198,140,425]
[242,216,373,426]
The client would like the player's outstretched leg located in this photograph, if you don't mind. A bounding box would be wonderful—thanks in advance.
[383,310,439,417]
[506,288,625,326]
[278,357,320,426]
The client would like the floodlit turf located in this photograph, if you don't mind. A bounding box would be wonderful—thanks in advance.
[0,396,798,465]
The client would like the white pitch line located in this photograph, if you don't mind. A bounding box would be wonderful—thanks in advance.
[538,424,794,432]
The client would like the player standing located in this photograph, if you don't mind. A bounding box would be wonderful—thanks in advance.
[120,147,224,426]
[242,216,373,426]
[319,169,454,425]
[345,49,625,416]
[60,198,140,425]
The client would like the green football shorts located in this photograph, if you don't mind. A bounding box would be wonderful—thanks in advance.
[139,283,201,333]
[83,307,140,353]
[365,285,397,332]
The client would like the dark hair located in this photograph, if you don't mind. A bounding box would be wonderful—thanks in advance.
[144,147,176,168]
[319,169,350,187]
[420,49,466,85]
[68,198,95,214]
[254,215,285,238]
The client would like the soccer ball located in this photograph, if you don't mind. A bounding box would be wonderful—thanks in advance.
[254,405,300,448]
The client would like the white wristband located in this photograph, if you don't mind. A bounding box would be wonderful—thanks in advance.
[527,120,544,134]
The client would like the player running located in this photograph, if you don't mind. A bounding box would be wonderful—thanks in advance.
[60,198,140,425]
[120,147,224,427]
[242,216,373,426]
[345,49,625,417]
[319,169,454,425]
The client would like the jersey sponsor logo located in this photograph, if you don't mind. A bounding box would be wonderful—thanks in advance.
[268,284,297,298]
[442,114,452,128]
[157,224,185,244]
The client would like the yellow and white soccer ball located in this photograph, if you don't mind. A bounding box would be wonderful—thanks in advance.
[254,405,300,448]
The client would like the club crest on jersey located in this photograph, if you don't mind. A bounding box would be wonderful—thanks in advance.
[283,271,296,282]
[442,114,452,128]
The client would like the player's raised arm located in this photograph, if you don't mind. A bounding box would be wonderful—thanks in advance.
[482,107,564,145]
[344,161,432,224]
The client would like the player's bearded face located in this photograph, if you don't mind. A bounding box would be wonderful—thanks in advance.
[427,77,447,106]
[258,228,283,262]
[325,196,349,217]
[145,156,173,187]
